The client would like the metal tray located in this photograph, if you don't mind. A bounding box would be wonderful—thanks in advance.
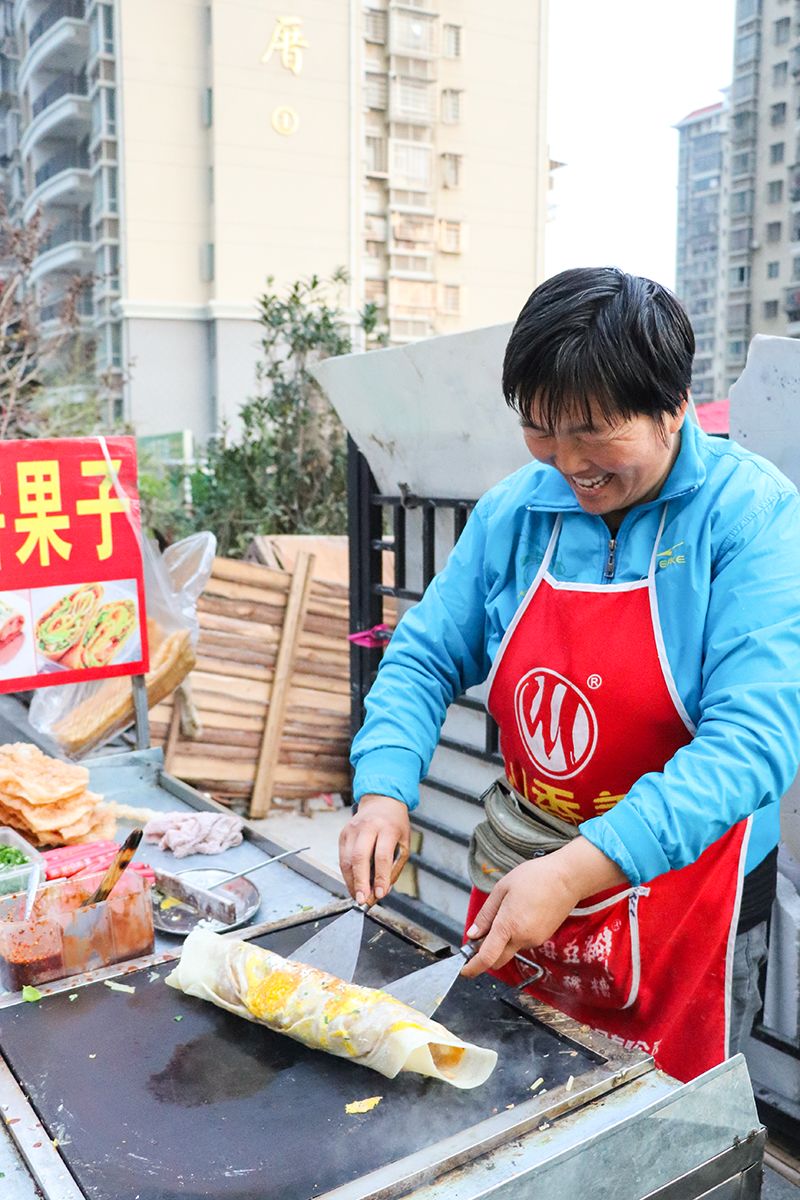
[151,868,261,936]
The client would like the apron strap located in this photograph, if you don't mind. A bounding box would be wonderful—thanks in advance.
[539,514,562,578]
[647,504,670,582]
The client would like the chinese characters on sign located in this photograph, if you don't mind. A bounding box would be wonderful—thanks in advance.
[0,437,148,694]
[262,14,307,137]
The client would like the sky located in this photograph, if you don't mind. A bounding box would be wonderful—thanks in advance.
[545,0,736,289]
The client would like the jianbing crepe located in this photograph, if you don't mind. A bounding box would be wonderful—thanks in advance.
[165,928,497,1089]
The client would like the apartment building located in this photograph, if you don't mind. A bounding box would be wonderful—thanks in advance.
[721,0,800,392]
[675,100,729,402]
[0,1,549,441]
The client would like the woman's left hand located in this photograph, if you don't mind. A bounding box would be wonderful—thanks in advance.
[460,835,629,978]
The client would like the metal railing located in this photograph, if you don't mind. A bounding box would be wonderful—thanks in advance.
[39,216,90,254]
[34,143,89,188]
[29,0,85,48]
[32,70,87,118]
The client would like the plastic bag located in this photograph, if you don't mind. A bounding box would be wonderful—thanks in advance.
[29,532,216,757]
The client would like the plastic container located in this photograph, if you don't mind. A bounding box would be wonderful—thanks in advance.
[0,869,154,992]
[0,828,44,897]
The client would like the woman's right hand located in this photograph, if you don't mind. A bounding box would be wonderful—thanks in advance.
[339,794,411,906]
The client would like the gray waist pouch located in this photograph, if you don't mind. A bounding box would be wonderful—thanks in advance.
[468,777,579,892]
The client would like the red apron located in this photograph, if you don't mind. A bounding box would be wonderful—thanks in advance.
[466,509,750,1082]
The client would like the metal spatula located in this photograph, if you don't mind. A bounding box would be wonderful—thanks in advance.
[291,906,366,981]
[383,943,545,1018]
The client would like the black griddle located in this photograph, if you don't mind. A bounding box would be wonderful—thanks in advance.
[0,915,599,1200]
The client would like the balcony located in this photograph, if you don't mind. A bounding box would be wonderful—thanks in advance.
[32,69,86,118]
[29,0,85,49]
[784,287,800,322]
[39,288,92,326]
[19,0,88,93]
[34,144,88,188]
[39,214,90,254]
[790,166,800,204]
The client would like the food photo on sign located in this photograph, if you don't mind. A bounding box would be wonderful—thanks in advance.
[0,589,33,678]
[31,580,141,676]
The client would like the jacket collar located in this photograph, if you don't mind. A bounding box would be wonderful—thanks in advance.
[524,415,709,514]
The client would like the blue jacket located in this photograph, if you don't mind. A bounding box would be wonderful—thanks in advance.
[351,419,800,884]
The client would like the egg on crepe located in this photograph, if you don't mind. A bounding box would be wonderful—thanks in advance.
[165,927,497,1089]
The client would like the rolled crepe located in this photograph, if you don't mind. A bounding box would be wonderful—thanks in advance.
[62,599,136,669]
[166,928,497,1090]
[36,584,103,661]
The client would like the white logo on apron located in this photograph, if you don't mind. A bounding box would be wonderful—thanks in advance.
[514,668,598,779]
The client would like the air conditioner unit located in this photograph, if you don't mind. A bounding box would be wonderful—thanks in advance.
[749,240,760,251]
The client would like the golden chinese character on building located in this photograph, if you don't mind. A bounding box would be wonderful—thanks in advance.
[262,15,308,76]
[75,460,130,561]
[15,461,71,566]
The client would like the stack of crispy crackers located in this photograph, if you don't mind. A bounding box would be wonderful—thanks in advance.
[0,743,115,847]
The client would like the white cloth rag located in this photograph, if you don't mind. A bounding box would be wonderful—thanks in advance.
[143,812,244,858]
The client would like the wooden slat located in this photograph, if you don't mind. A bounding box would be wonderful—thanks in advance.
[251,551,315,818]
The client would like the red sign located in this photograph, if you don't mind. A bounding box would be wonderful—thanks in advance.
[0,436,149,694]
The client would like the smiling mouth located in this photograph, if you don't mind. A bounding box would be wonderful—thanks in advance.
[569,472,613,493]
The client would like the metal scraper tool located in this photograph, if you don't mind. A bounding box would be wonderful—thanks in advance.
[383,943,545,1018]
[151,867,238,925]
[290,906,366,981]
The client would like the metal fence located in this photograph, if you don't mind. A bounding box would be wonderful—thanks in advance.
[347,437,501,943]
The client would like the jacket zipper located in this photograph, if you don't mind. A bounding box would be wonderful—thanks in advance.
[604,536,617,581]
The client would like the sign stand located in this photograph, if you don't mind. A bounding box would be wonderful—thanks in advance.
[131,675,150,750]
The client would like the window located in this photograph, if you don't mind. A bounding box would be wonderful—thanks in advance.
[736,31,759,62]
[439,220,462,253]
[773,60,788,86]
[90,3,114,55]
[441,153,461,188]
[731,189,753,215]
[767,261,780,279]
[443,23,461,58]
[732,150,754,174]
[200,242,214,282]
[441,89,461,124]
[728,339,746,358]
[92,166,117,214]
[395,79,432,119]
[392,12,435,55]
[771,102,787,125]
[794,255,800,281]
[730,264,750,286]
[391,141,432,190]
[441,284,460,314]
[766,221,783,242]
[365,73,387,109]
[768,179,784,202]
[729,227,751,251]
[364,9,387,42]
[91,87,116,138]
[770,142,785,165]
[201,87,213,126]
[764,300,780,318]
[775,16,791,43]
[365,134,387,174]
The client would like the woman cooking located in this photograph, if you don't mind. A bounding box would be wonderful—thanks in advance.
[339,267,800,1083]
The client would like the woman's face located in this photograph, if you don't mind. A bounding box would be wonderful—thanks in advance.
[521,396,687,526]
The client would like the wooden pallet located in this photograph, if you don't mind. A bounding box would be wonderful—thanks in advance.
[151,554,354,817]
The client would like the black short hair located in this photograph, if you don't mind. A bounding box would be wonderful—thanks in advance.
[502,267,695,432]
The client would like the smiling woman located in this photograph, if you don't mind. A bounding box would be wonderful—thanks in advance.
[341,265,800,1085]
